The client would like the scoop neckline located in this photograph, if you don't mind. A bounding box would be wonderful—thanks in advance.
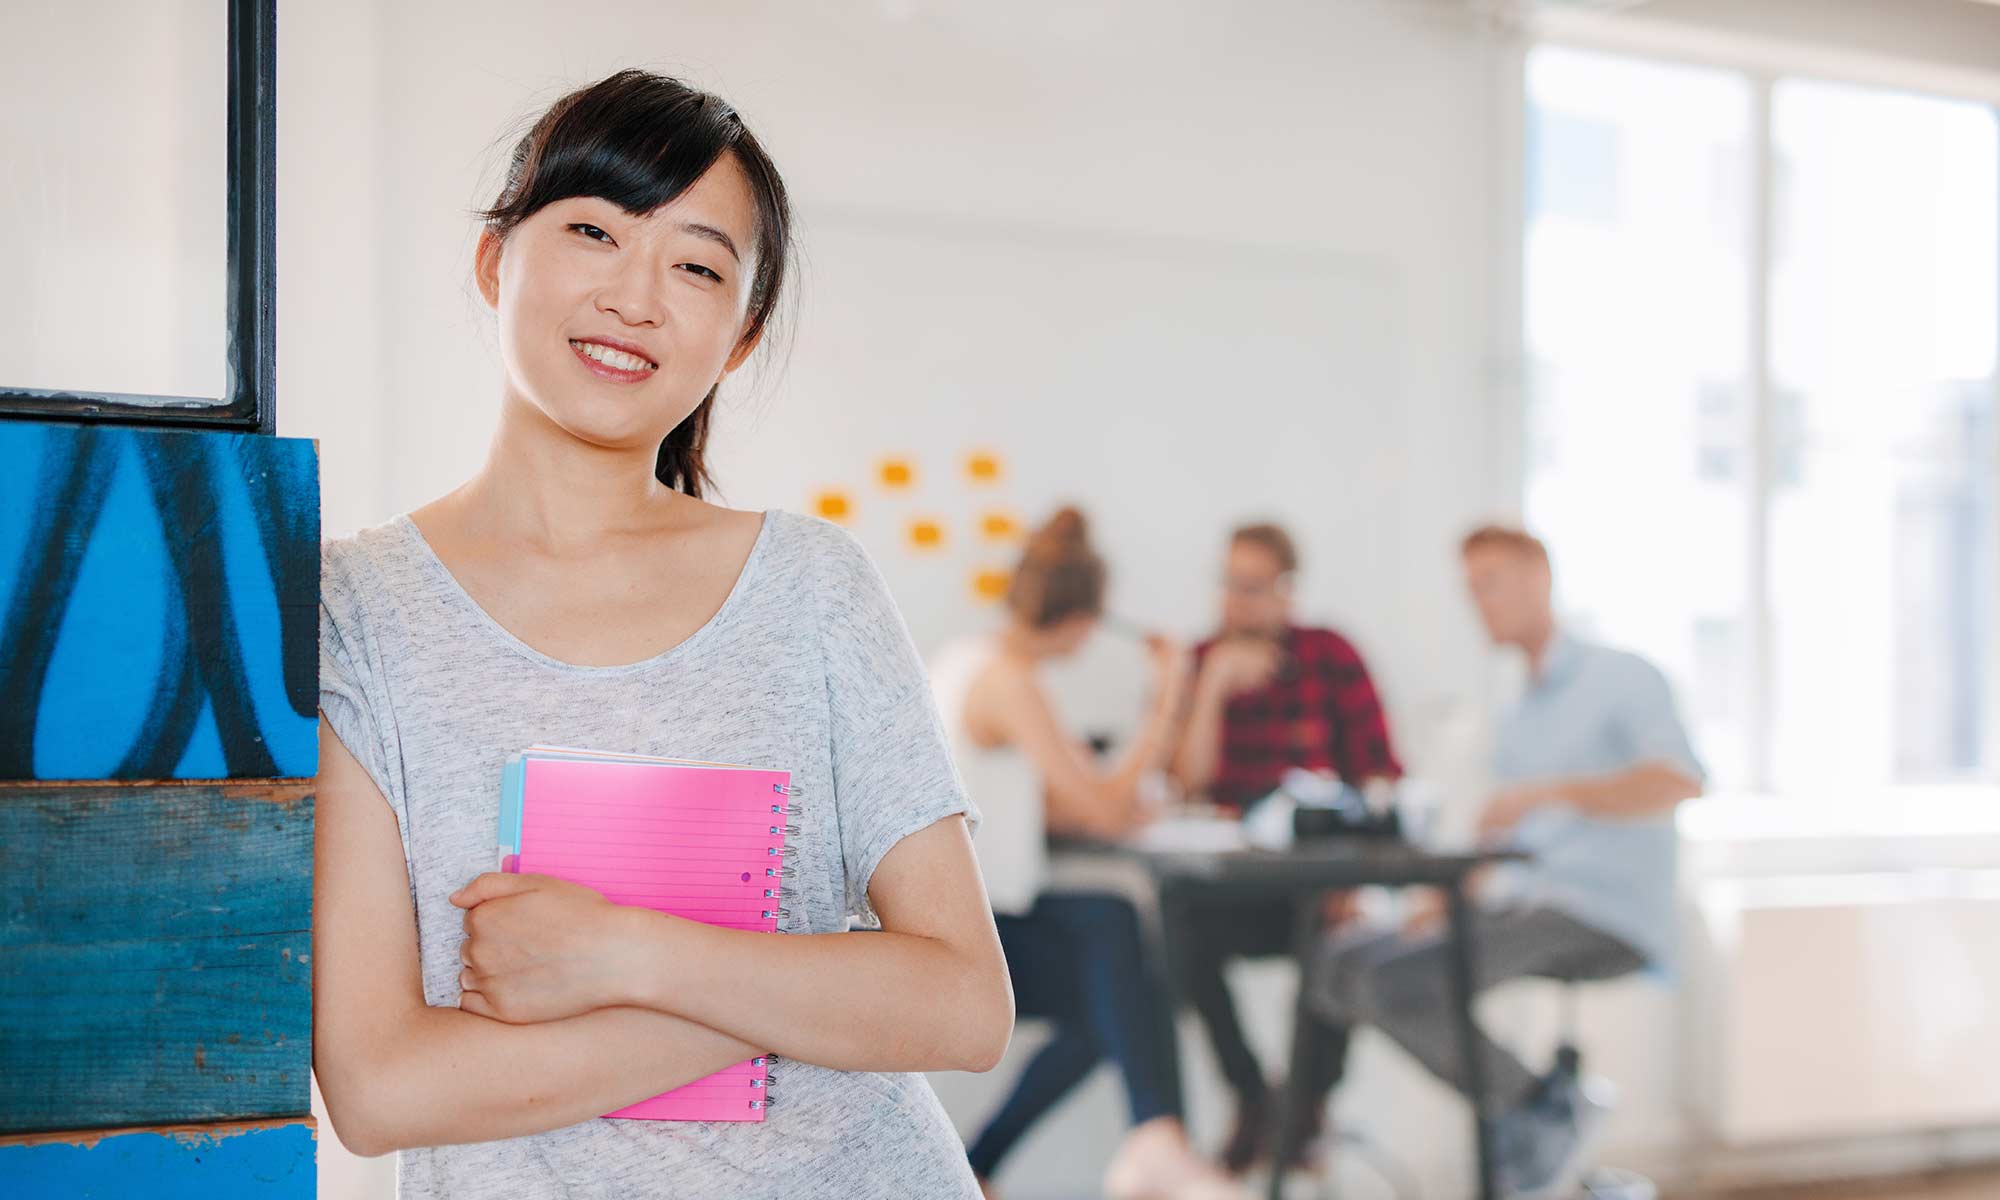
[393,508,778,675]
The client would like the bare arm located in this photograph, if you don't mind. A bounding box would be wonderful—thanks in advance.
[1169,665,1231,797]
[1549,760,1702,817]
[311,718,759,1158]
[598,815,1013,1073]
[974,654,1179,839]
[1477,760,1703,840]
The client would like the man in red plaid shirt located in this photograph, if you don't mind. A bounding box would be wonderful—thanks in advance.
[1171,522,1403,1174]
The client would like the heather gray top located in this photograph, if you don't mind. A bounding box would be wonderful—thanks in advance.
[318,507,982,1199]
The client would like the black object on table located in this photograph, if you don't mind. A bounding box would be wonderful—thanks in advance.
[1057,836,1524,1200]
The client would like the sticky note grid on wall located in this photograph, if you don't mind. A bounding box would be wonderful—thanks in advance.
[811,448,1026,605]
[0,421,320,1197]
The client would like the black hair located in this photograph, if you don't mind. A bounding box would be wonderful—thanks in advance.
[478,69,793,498]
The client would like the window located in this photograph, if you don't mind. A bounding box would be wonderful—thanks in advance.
[1524,45,1999,799]
[1523,47,1755,787]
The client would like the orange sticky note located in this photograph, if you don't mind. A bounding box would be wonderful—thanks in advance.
[907,518,946,551]
[965,451,1002,484]
[978,511,1021,542]
[972,568,1011,603]
[879,458,915,489]
[813,490,853,524]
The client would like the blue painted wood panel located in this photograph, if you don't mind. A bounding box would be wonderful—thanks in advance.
[0,1118,316,1199]
[0,783,313,1133]
[0,422,319,781]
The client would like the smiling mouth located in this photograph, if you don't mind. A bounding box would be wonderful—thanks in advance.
[569,338,659,375]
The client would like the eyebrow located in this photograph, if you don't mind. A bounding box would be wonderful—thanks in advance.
[679,221,741,262]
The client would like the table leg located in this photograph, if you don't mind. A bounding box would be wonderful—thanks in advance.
[1445,880,1497,1200]
[1266,894,1326,1200]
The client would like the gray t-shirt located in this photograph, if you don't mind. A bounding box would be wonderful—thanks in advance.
[318,507,983,1199]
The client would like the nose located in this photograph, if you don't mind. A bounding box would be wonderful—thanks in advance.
[595,253,666,328]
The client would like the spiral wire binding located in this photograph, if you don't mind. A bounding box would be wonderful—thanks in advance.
[758,782,799,1108]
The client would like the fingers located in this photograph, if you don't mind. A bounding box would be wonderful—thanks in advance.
[449,870,538,908]
[458,941,481,995]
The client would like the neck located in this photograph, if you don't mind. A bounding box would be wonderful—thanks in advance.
[1230,619,1289,641]
[997,621,1054,662]
[1519,617,1559,676]
[454,389,682,549]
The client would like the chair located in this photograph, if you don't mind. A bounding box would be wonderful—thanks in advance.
[1537,975,1658,1200]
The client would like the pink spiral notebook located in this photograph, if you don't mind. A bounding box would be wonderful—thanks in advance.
[497,744,797,1122]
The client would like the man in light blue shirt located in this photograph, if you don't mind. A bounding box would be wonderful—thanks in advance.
[1306,524,1704,1198]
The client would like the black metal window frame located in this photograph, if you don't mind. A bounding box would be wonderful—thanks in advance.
[0,0,277,435]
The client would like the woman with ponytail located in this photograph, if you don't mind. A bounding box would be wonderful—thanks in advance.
[930,508,1246,1199]
[313,71,1010,1198]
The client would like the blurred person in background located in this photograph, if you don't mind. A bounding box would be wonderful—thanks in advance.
[930,507,1246,1200]
[1169,521,1404,1173]
[1305,524,1704,1198]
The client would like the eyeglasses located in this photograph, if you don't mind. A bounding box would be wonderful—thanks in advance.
[1220,573,1293,599]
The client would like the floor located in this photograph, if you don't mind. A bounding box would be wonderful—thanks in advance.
[1681,1171,2000,1199]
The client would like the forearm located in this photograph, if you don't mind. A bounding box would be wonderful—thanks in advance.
[622,912,1008,1074]
[336,1002,754,1157]
[1044,698,1179,839]
[1546,761,1701,818]
[1090,697,1178,828]
[1119,690,1181,777]
[1170,681,1226,793]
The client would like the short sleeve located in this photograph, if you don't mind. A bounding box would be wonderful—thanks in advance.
[318,543,402,826]
[1616,656,1707,786]
[806,519,978,921]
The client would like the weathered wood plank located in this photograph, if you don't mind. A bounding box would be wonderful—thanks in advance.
[0,1117,316,1198]
[0,782,313,1133]
[0,421,320,781]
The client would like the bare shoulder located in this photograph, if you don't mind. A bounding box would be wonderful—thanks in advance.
[968,647,1044,716]
[962,651,1037,749]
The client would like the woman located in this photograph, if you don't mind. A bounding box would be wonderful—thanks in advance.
[313,70,1012,1199]
[929,509,1247,1200]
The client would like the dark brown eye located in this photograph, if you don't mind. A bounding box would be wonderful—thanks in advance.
[568,223,613,244]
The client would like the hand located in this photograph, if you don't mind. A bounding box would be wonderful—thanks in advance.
[1143,632,1192,702]
[1200,637,1280,698]
[1319,889,1360,928]
[1475,782,1551,842]
[448,872,647,1023]
[1400,888,1446,939]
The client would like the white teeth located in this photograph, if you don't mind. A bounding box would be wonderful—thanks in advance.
[571,340,655,372]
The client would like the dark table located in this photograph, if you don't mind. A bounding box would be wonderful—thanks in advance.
[1055,836,1521,1200]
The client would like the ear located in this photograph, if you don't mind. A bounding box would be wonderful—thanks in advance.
[720,320,768,376]
[473,227,504,311]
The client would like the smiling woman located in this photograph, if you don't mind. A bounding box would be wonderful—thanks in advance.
[312,70,1010,1200]
[470,69,791,497]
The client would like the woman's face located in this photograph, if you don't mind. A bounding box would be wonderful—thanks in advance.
[475,154,762,456]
